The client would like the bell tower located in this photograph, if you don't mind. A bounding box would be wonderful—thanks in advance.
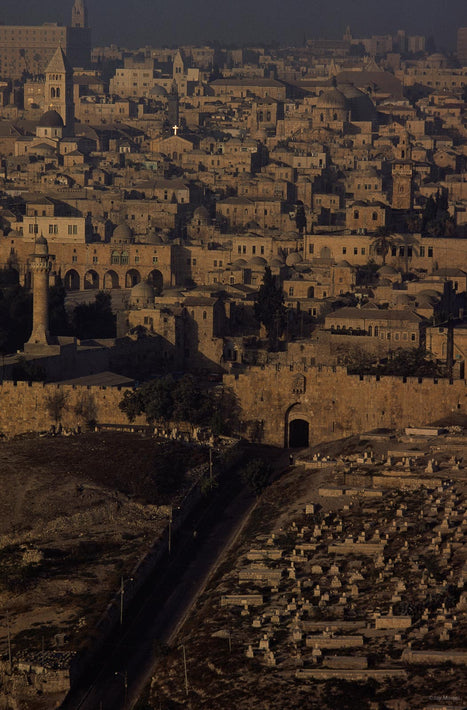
[44,46,75,136]
[72,0,88,28]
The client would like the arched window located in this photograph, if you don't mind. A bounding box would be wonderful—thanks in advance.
[121,251,129,265]
[51,87,56,98]
[56,87,60,98]
[203,311,207,320]
[111,250,120,265]
[368,325,373,336]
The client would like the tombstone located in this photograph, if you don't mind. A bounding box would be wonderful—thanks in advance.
[246,644,254,658]
[259,634,269,651]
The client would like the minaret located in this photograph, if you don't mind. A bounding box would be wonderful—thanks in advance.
[72,0,88,28]
[44,46,75,136]
[27,235,52,347]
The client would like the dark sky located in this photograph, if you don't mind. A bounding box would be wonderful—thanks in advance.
[1,0,465,49]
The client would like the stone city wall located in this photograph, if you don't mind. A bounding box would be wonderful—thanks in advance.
[1,364,467,444]
[224,365,467,447]
[0,381,139,437]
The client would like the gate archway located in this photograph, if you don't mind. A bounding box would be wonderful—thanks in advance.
[289,418,309,448]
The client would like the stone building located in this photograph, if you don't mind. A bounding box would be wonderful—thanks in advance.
[0,0,91,79]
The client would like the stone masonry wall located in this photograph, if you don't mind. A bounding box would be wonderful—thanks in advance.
[0,381,141,437]
[224,365,467,447]
[1,365,467,444]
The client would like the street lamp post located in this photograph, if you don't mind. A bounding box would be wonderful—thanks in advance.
[180,644,189,696]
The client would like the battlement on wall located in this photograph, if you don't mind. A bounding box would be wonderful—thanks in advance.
[223,366,467,447]
[0,380,137,438]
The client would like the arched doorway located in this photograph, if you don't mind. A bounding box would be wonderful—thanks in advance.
[147,269,163,293]
[125,269,141,288]
[103,270,119,289]
[64,269,80,291]
[289,418,309,448]
[84,270,99,290]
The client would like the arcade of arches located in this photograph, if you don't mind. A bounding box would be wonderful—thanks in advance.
[63,268,164,292]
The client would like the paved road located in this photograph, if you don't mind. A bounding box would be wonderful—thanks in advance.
[60,447,289,710]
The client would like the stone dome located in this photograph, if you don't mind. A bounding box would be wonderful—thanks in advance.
[38,110,64,128]
[144,232,164,245]
[286,252,303,267]
[378,265,398,275]
[270,257,285,268]
[193,205,210,220]
[336,259,351,268]
[316,87,347,109]
[112,222,133,243]
[418,289,441,300]
[129,280,155,308]
[248,256,268,269]
[149,84,168,97]
[394,293,412,305]
[232,258,247,267]
[34,234,49,256]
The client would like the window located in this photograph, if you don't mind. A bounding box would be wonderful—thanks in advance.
[121,251,129,265]
[309,243,314,254]
[72,255,77,263]
[261,246,264,255]
[374,326,379,336]
[152,256,158,264]
[68,224,78,235]
[92,256,98,264]
[411,333,416,341]
[354,248,358,255]
[252,246,256,255]
[372,212,378,220]
[428,247,433,258]
[238,245,242,254]
[288,287,294,296]
[353,210,359,219]
[192,258,197,266]
[135,256,140,264]
[342,247,347,254]
[203,311,207,320]
[111,251,120,265]
[361,248,365,255]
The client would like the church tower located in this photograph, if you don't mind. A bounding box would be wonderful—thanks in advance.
[72,0,88,28]
[44,46,75,136]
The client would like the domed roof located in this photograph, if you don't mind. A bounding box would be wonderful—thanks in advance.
[34,234,49,256]
[149,84,168,97]
[38,110,64,128]
[286,251,303,266]
[193,205,210,219]
[112,222,133,243]
[143,232,164,245]
[394,293,412,304]
[270,257,285,267]
[316,87,347,109]
[378,265,398,275]
[129,280,155,307]
[418,289,441,299]
[232,258,247,267]
[131,280,154,296]
[336,259,351,268]
[248,256,268,268]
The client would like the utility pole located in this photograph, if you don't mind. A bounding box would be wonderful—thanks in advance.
[6,611,11,672]
[180,644,189,695]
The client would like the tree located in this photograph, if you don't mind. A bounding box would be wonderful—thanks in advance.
[241,458,272,496]
[49,278,71,336]
[45,390,68,425]
[422,189,455,237]
[71,291,115,340]
[254,266,286,349]
[370,227,397,266]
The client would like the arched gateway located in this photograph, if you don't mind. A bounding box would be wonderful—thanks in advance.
[289,419,309,448]
[285,402,311,448]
